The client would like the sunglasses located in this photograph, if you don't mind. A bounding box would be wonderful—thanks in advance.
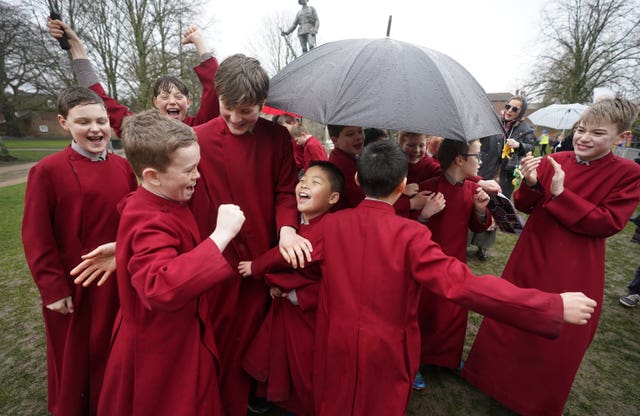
[505,104,520,113]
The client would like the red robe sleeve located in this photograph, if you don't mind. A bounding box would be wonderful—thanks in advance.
[184,57,220,126]
[302,136,328,170]
[408,234,564,339]
[22,165,71,304]
[128,226,235,312]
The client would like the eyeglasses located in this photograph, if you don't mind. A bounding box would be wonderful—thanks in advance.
[505,104,519,113]
[462,153,482,161]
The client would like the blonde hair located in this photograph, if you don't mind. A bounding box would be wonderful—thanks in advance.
[290,123,309,138]
[581,98,639,134]
[397,131,426,145]
[121,109,197,178]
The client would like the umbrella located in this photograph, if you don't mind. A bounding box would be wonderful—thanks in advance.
[261,105,301,119]
[266,38,504,142]
[527,103,588,130]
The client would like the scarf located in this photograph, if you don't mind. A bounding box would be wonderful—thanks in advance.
[500,108,526,160]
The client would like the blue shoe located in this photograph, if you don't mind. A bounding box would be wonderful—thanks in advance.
[413,371,426,391]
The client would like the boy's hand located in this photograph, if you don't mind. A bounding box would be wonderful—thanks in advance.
[181,25,203,45]
[477,179,501,194]
[46,296,74,315]
[473,187,490,212]
[210,204,245,252]
[519,153,542,187]
[71,242,116,287]
[560,292,597,325]
[269,287,288,299]
[279,226,312,269]
[404,183,419,197]
[419,191,446,220]
[237,261,253,277]
[409,190,430,211]
[47,18,87,59]
[547,156,565,196]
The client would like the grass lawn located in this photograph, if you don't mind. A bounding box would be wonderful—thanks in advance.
[1,138,68,164]
[1,182,638,415]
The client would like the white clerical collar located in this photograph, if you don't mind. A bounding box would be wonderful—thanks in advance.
[71,140,107,161]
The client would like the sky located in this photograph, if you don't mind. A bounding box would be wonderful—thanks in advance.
[204,0,550,94]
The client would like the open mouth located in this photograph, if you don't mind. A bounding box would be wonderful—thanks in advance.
[297,191,310,203]
[87,135,104,143]
[166,109,181,119]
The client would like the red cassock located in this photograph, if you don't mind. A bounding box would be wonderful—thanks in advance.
[328,147,364,211]
[417,176,491,368]
[302,136,328,170]
[98,187,236,416]
[89,57,220,137]
[407,155,441,185]
[309,199,565,416]
[463,152,640,416]
[22,147,137,416]
[242,216,324,416]
[191,116,299,415]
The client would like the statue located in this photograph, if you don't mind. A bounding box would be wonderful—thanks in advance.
[281,0,319,54]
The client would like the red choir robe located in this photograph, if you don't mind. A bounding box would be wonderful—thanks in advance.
[293,140,305,171]
[309,199,566,416]
[191,116,299,415]
[462,151,640,416]
[98,187,235,416]
[394,156,442,217]
[22,147,137,416]
[242,216,324,416]
[302,136,328,170]
[328,147,364,210]
[89,57,220,137]
[417,175,491,368]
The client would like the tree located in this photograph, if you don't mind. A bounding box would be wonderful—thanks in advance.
[249,11,299,77]
[526,0,640,104]
[0,1,59,137]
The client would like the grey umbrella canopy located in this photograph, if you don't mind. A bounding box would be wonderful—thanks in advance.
[266,38,504,142]
[527,103,589,130]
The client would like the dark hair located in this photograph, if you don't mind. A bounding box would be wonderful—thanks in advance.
[357,141,407,198]
[437,139,471,170]
[215,54,269,108]
[327,124,347,138]
[307,160,344,194]
[57,86,105,118]
[121,109,197,178]
[153,76,190,98]
[364,128,388,146]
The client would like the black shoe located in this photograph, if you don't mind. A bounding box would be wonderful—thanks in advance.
[248,397,273,415]
[476,248,489,261]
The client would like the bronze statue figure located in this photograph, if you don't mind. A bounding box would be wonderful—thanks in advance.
[281,0,319,53]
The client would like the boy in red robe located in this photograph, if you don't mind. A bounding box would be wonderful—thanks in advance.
[462,98,640,415]
[22,87,138,416]
[98,110,245,415]
[190,53,311,415]
[47,19,220,137]
[308,140,597,416]
[327,124,365,210]
[414,139,491,389]
[239,161,344,415]
[291,123,328,171]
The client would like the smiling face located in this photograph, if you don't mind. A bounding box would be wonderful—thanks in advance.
[331,126,364,157]
[296,165,339,220]
[503,98,523,121]
[400,134,427,164]
[153,86,192,121]
[573,120,623,162]
[58,103,111,155]
[154,142,201,202]
[219,99,262,135]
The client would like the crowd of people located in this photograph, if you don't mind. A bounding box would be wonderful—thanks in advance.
[20,16,640,416]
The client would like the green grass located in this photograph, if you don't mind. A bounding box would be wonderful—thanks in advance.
[1,181,638,415]
[2,138,69,149]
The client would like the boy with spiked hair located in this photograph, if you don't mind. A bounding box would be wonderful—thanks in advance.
[308,140,596,415]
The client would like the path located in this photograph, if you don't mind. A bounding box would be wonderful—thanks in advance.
[0,162,36,188]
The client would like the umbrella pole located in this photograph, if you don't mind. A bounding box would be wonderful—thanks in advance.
[386,15,392,37]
